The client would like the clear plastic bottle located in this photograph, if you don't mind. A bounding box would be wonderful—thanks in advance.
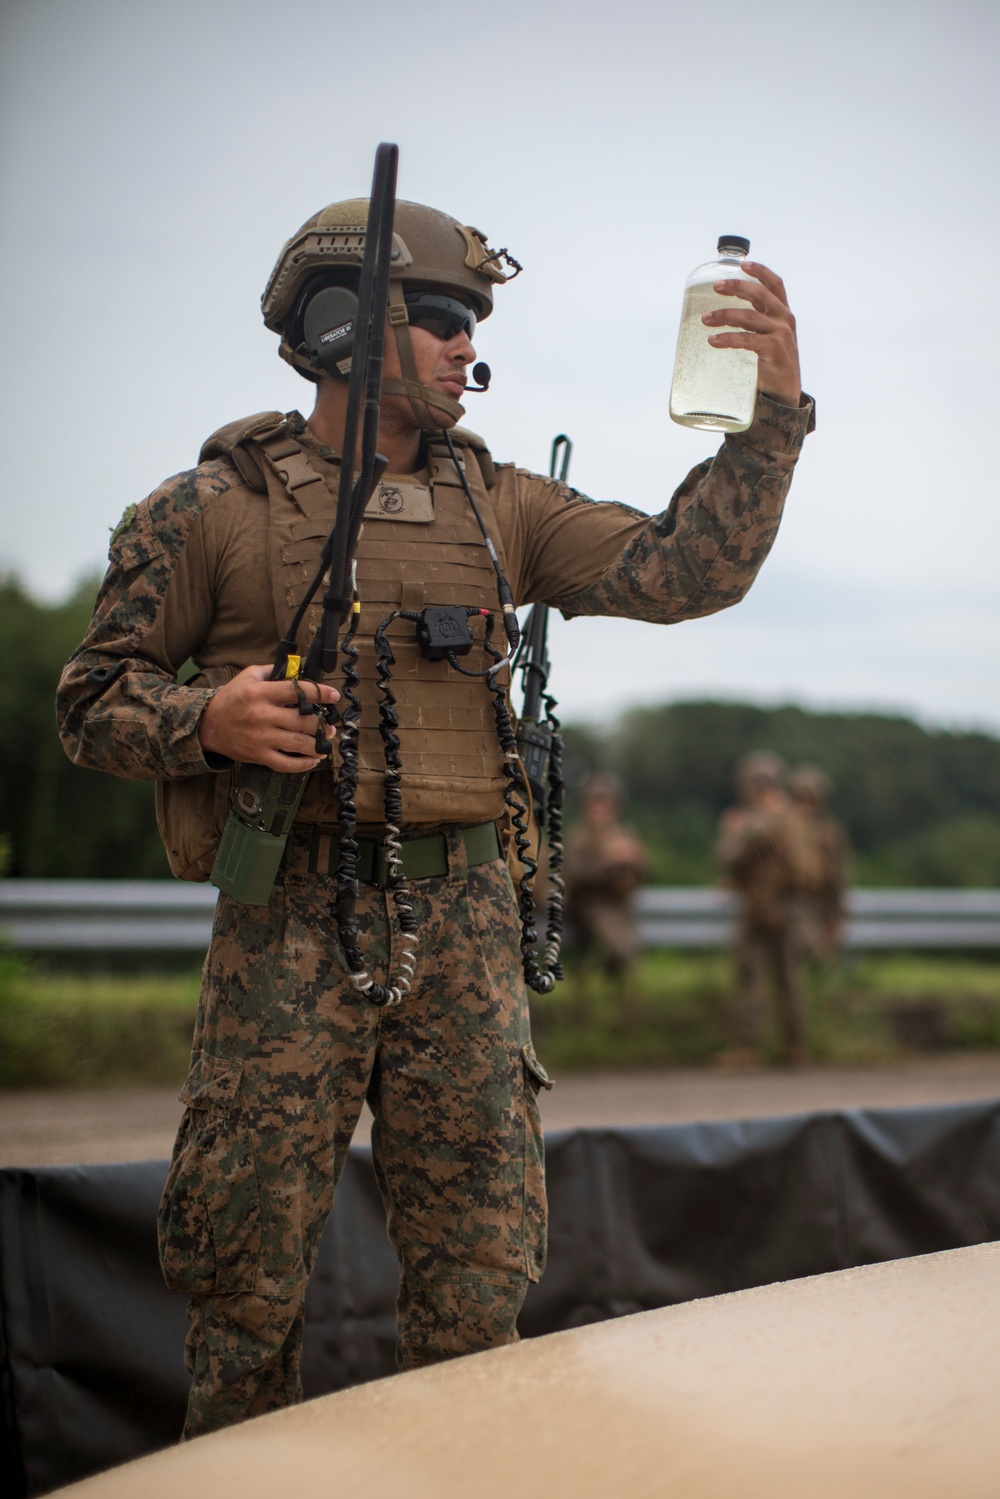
[669,235,757,433]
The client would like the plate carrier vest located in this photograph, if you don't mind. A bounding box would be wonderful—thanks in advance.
[157,411,515,881]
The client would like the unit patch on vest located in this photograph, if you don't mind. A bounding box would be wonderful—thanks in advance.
[364,481,434,523]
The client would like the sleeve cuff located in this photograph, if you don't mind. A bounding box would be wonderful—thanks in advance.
[203,750,234,772]
[167,686,233,777]
[729,390,816,458]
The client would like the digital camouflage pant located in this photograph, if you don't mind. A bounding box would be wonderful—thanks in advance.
[157,826,551,1440]
[734,914,807,1058]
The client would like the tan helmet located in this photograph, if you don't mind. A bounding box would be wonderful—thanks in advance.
[734,750,787,795]
[262,198,520,428]
[581,772,624,807]
[789,764,833,804]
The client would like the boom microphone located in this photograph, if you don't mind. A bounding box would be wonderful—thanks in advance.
[467,361,491,393]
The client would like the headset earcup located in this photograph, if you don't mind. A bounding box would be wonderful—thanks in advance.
[302,286,359,376]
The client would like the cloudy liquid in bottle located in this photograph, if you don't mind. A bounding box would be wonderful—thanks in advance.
[669,237,757,433]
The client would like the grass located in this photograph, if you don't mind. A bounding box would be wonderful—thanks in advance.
[0,960,202,1088]
[531,950,1000,1071]
[2,950,1000,1088]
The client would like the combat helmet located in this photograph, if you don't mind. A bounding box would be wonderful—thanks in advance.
[581,772,624,808]
[734,750,787,795]
[789,764,833,804]
[262,198,521,431]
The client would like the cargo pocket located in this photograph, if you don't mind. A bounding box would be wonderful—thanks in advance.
[521,1042,553,1283]
[158,1050,261,1295]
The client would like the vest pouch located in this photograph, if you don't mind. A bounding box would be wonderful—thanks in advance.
[155,666,236,881]
[211,818,288,907]
[211,761,312,906]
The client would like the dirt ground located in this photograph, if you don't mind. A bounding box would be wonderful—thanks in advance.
[4,1053,1000,1167]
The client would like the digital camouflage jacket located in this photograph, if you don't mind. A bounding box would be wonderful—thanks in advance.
[57,391,815,857]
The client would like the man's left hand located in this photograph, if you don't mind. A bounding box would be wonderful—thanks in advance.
[703,261,801,408]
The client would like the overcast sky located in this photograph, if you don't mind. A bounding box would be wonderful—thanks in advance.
[1,0,997,733]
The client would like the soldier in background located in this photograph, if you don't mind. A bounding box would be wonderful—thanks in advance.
[715,751,818,1064]
[789,764,851,964]
[564,774,650,1021]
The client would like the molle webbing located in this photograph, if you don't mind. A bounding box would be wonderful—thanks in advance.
[433,426,497,491]
[251,419,512,827]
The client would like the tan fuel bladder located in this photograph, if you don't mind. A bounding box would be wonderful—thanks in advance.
[53,1241,1000,1499]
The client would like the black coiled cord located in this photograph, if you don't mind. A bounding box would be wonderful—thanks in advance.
[334,610,363,965]
[483,651,564,995]
[535,692,566,985]
[334,606,417,1008]
[338,603,564,1000]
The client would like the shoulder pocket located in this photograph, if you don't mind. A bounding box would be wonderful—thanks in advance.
[109,503,165,571]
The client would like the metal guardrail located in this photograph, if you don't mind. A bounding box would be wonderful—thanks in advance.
[0,881,219,952]
[636,887,1000,950]
[3,881,1000,953]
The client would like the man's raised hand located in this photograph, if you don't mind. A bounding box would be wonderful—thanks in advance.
[703,261,801,408]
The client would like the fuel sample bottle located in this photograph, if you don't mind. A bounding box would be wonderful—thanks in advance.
[669,235,757,433]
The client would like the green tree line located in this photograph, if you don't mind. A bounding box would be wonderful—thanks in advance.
[0,574,172,878]
[3,572,999,886]
[563,702,1000,886]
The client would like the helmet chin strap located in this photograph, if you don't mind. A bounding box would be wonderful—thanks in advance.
[384,284,466,434]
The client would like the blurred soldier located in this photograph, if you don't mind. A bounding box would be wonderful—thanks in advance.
[789,764,851,963]
[715,751,818,1063]
[564,775,650,1017]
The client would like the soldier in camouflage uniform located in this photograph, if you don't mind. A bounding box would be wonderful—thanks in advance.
[789,764,852,963]
[56,194,812,1438]
[715,751,819,1063]
[564,774,650,1023]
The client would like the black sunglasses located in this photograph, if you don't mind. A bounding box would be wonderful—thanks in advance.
[403,292,477,343]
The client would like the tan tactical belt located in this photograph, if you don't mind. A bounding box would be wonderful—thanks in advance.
[306,821,500,886]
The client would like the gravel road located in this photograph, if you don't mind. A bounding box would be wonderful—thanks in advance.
[4,1053,1000,1167]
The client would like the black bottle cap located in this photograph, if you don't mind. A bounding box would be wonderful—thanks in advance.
[718,235,750,254]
